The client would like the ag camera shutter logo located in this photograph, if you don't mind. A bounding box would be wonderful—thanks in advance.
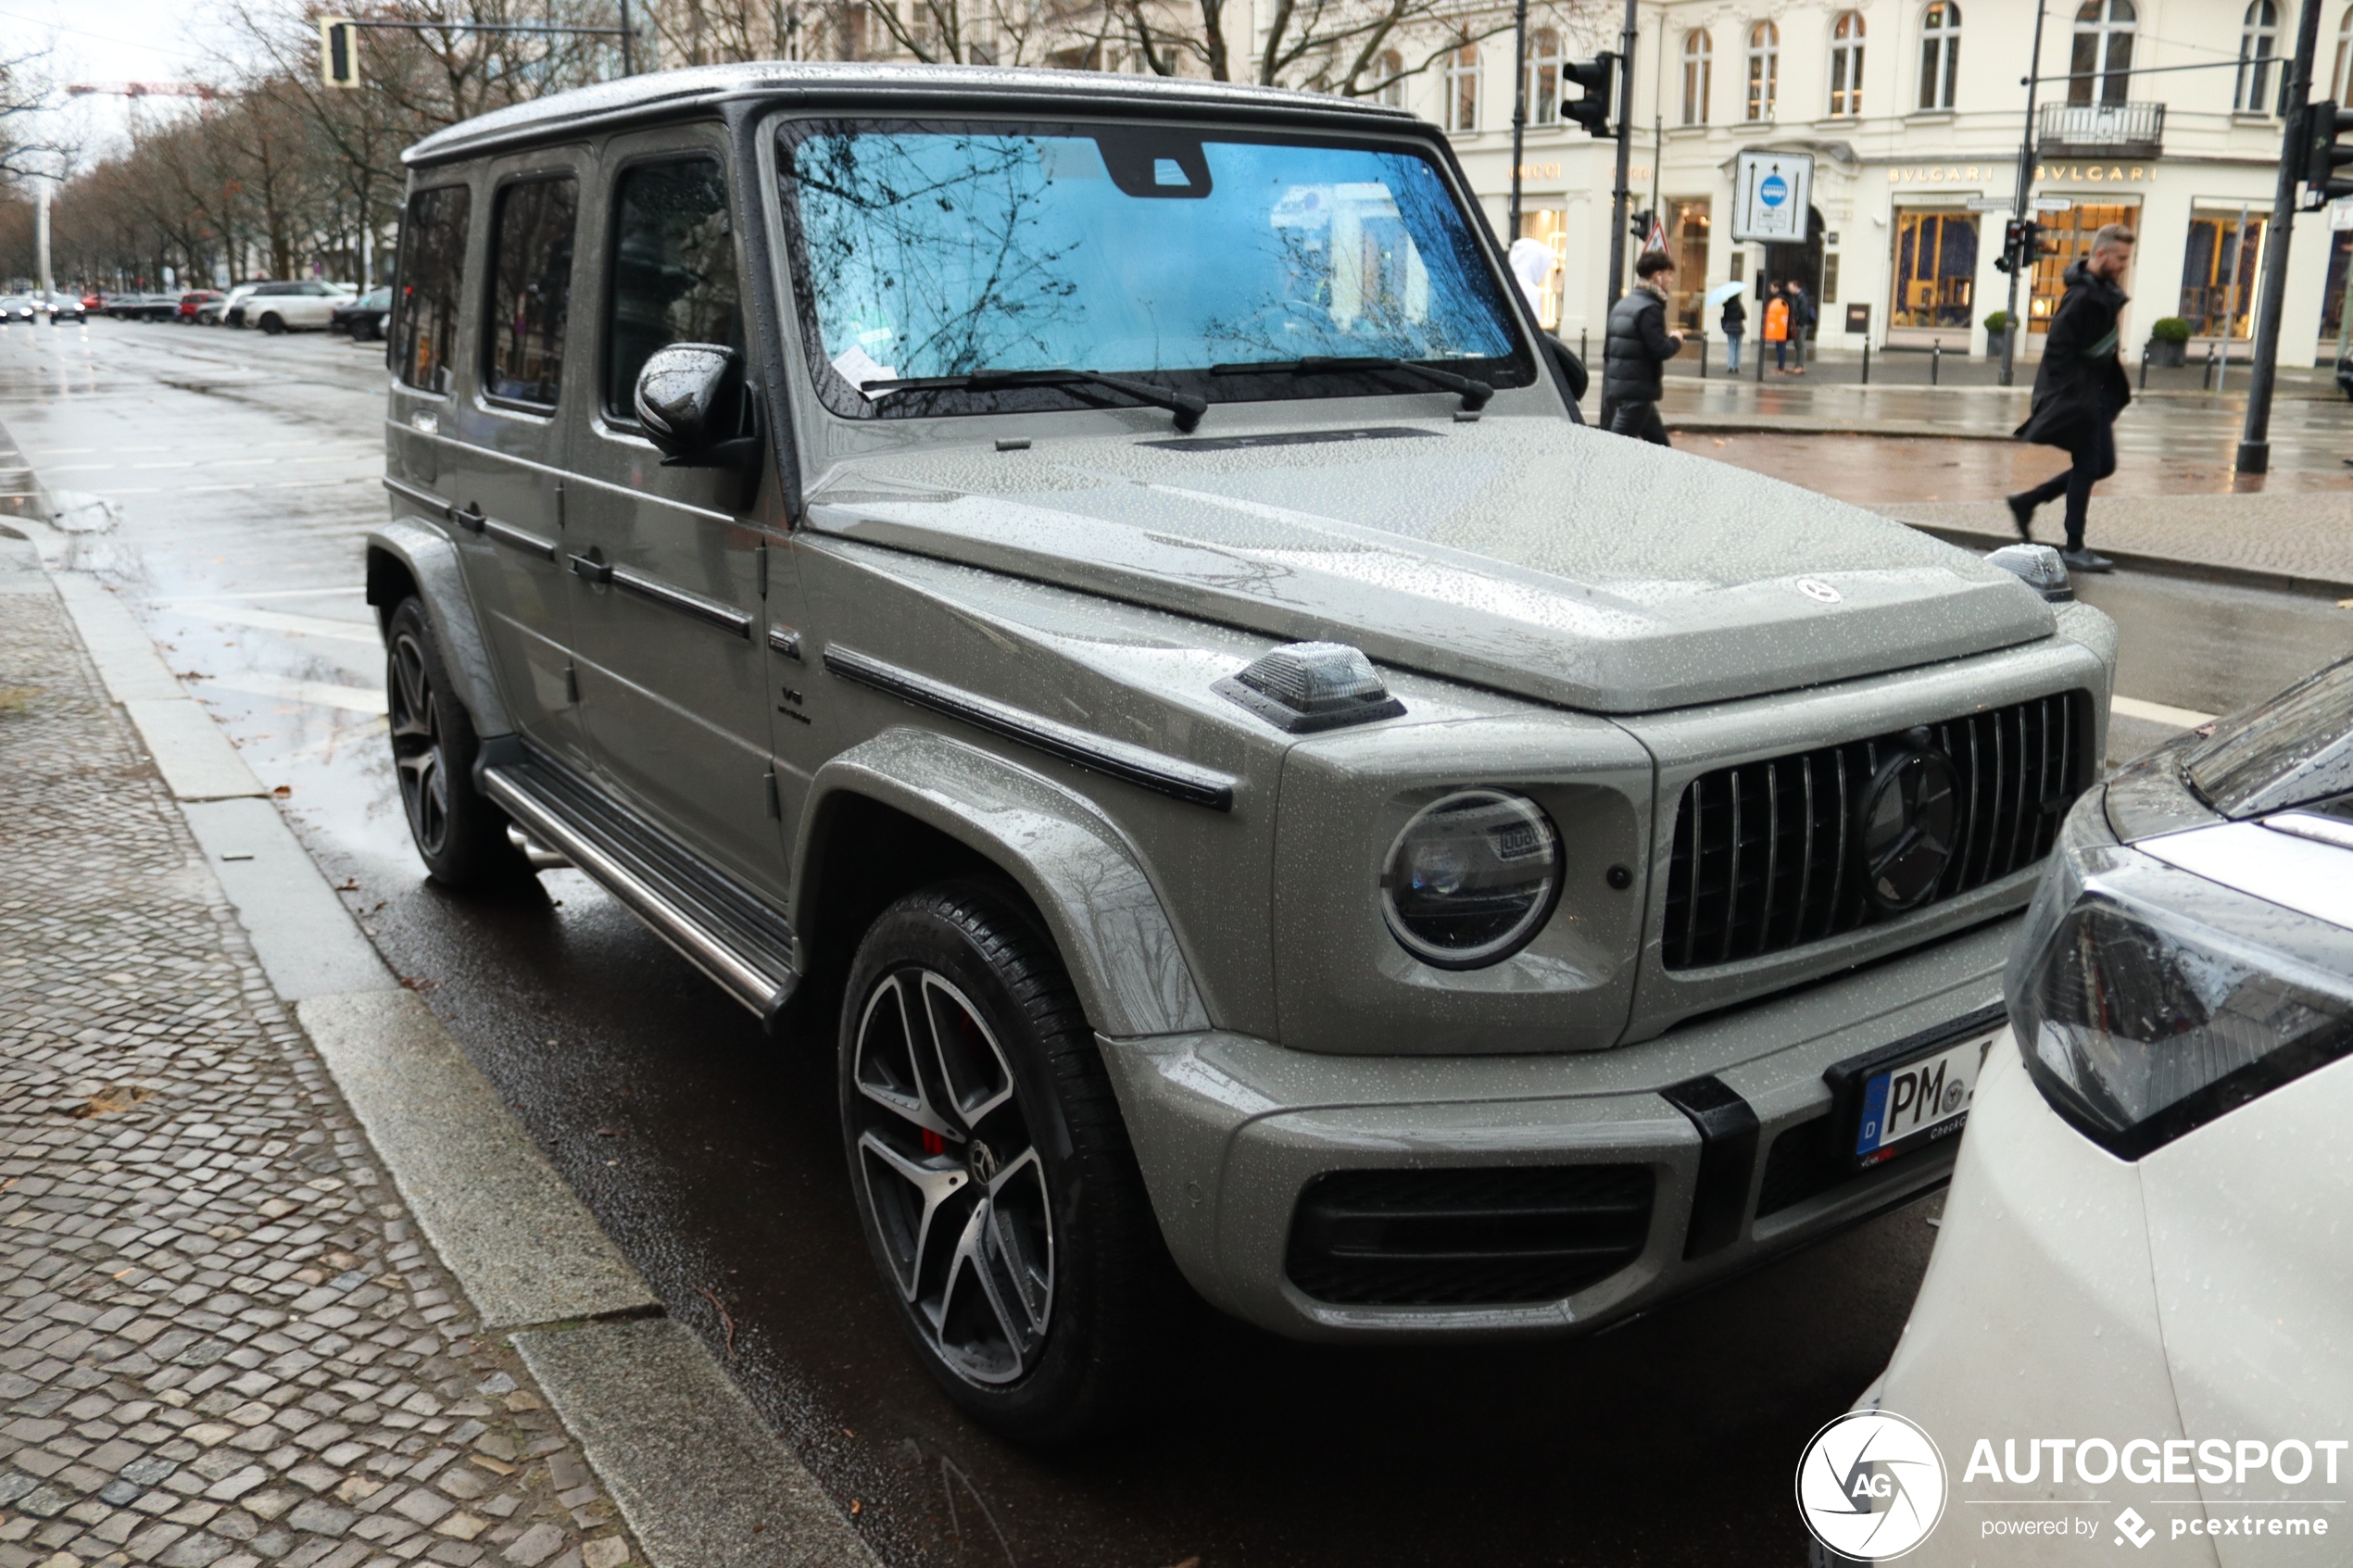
[1796,1411,1949,1561]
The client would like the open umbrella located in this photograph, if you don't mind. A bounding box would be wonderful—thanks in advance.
[1705,280,1748,307]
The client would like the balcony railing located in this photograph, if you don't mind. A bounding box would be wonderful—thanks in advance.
[2038,101,2165,159]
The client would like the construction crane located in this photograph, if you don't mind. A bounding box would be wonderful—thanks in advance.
[66,82,228,101]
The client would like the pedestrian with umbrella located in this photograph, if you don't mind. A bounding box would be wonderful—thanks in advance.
[1711,280,1748,375]
[2007,223,2135,572]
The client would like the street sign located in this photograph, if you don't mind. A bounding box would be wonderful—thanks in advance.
[2333,196,2353,231]
[2033,195,2074,212]
[1966,196,2014,212]
[1845,303,1871,333]
[1731,151,1813,244]
[319,19,360,88]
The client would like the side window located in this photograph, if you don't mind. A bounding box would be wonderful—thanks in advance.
[395,183,472,395]
[485,176,579,408]
[605,158,742,418]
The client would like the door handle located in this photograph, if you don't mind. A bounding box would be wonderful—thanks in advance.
[450,502,485,532]
[569,551,613,583]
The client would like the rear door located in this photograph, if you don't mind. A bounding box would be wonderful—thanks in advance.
[563,127,792,896]
[399,154,591,765]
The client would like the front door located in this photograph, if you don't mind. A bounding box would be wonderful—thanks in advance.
[564,127,793,897]
[423,153,592,767]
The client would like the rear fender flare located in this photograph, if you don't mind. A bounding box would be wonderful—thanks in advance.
[365,520,513,740]
[797,729,1212,1040]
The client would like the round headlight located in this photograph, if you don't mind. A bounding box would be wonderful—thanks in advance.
[1380,789,1563,969]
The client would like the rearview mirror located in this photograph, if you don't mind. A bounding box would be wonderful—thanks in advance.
[634,344,759,470]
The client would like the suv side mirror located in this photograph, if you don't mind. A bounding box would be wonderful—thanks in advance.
[1544,335,1589,419]
[634,343,760,470]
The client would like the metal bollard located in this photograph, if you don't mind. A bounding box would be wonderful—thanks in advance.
[1861,342,1870,384]
[1580,328,1589,368]
[1700,335,1709,379]
[2203,345,2216,391]
[1757,338,1767,383]
[2140,347,2149,391]
[1931,344,1941,386]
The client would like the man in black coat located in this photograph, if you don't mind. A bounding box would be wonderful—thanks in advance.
[2008,224,2134,571]
[1601,249,1683,445]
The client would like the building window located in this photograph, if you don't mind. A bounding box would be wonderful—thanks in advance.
[2180,211,2266,338]
[1374,49,1405,107]
[2335,6,2353,100]
[1829,12,1866,116]
[1919,2,1961,109]
[2069,0,2135,107]
[2027,202,2134,330]
[1445,43,1481,132]
[1667,198,1712,329]
[1682,31,1713,124]
[2238,0,2280,111]
[1892,210,1978,329]
[1746,21,1779,120]
[1521,209,1570,328]
[1526,28,1564,123]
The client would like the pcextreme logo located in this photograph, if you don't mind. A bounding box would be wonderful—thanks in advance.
[1796,1411,1949,1561]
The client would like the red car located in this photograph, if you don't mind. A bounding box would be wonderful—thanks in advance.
[177,290,222,322]
[80,292,103,311]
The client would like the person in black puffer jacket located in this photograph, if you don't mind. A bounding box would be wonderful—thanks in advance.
[1601,249,1683,445]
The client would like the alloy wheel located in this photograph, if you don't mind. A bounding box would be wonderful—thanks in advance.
[849,967,1055,1386]
[387,630,450,858]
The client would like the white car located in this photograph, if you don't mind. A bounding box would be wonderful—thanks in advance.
[238,280,356,333]
[1827,657,2353,1566]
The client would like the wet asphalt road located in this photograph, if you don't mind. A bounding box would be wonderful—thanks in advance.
[8,318,2353,1568]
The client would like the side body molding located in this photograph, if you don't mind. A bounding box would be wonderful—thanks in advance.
[798,729,1212,1039]
[365,519,514,740]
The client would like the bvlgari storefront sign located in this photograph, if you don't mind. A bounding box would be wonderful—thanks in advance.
[1886,162,2150,185]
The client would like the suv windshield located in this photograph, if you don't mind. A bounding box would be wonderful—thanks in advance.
[778,119,1528,420]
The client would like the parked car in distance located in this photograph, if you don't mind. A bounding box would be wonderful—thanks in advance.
[369,63,2119,1443]
[0,295,39,323]
[107,293,180,321]
[333,286,392,340]
[1839,657,2353,1566]
[242,279,357,333]
[79,291,103,311]
[43,294,85,323]
[177,290,223,322]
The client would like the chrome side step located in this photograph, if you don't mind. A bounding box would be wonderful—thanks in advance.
[483,763,798,1027]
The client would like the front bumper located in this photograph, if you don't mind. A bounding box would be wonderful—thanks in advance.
[1101,915,2019,1340]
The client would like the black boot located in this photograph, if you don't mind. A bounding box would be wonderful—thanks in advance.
[2006,493,2036,542]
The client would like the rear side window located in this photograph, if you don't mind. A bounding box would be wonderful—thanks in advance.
[395,184,472,394]
[485,177,578,408]
[605,158,741,417]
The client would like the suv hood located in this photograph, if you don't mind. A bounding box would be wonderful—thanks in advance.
[803,418,2056,713]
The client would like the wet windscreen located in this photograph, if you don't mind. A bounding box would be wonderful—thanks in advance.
[779,121,1525,416]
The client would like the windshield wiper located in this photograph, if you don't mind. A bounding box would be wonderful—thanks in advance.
[865,368,1206,433]
[1209,356,1493,412]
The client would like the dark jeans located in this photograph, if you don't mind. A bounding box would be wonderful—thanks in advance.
[1773,339,1788,370]
[1607,399,1670,445]
[2020,418,2118,548]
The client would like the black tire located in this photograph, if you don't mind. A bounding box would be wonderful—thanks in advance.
[385,596,525,888]
[259,313,284,334]
[838,881,1189,1445]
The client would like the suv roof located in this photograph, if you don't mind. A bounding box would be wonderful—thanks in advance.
[403,60,1417,168]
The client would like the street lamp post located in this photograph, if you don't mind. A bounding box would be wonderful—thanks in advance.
[1998,2,2052,389]
[1605,0,1638,305]
[1508,0,1529,241]
[2238,0,2327,473]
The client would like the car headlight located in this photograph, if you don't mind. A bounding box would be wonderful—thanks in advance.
[1380,789,1563,969]
[2007,833,2353,1160]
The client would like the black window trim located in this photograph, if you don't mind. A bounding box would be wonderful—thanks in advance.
[598,138,741,432]
[479,169,584,416]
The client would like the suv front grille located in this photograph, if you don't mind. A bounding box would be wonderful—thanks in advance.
[1660,692,2091,972]
[1285,1165,1655,1307]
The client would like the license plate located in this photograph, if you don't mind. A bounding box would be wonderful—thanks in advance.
[1850,1028,1998,1167]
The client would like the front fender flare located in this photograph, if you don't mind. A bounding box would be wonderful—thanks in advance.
[366,520,512,740]
[798,728,1212,1040]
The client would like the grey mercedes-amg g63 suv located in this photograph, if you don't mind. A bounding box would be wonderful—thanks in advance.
[366,61,2115,1441]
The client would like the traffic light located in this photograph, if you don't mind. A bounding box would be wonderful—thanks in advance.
[320,19,360,89]
[1629,209,1655,245]
[2303,99,2353,203]
[1563,54,1615,138]
[1994,218,2049,274]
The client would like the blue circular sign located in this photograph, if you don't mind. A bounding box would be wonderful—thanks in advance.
[1759,173,1790,207]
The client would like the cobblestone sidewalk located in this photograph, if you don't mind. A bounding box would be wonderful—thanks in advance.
[1,552,644,1568]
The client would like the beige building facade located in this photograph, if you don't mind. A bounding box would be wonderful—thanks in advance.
[1411,0,2350,364]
